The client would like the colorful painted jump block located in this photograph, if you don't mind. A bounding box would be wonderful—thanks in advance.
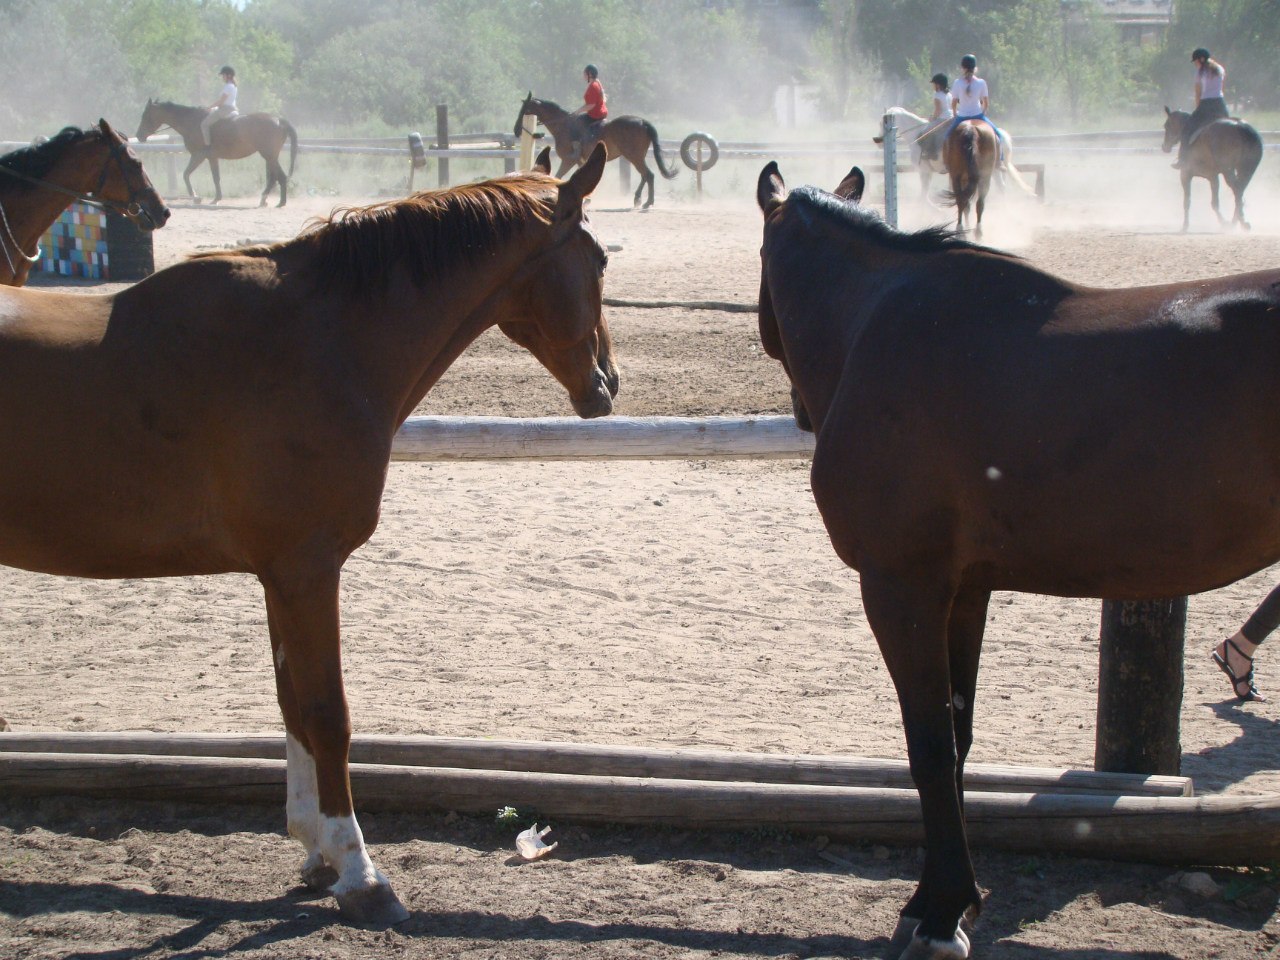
[34,201,153,281]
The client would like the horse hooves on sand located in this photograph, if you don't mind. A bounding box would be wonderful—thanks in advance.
[335,883,410,926]
[898,928,970,960]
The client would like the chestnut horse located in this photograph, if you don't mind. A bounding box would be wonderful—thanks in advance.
[1161,109,1262,232]
[757,161,1280,959]
[135,98,298,207]
[514,93,678,208]
[0,146,615,925]
[0,120,169,286]
[941,119,998,238]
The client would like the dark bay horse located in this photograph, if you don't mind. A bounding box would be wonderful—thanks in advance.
[756,161,1280,959]
[515,93,678,208]
[1162,109,1263,231]
[941,119,998,238]
[135,98,298,207]
[0,120,169,285]
[0,146,615,925]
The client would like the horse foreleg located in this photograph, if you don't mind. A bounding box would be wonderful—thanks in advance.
[209,158,223,205]
[861,567,977,960]
[1180,173,1193,232]
[946,588,990,813]
[182,155,205,203]
[1209,174,1227,227]
[262,564,408,926]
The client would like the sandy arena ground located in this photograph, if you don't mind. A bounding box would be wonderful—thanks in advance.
[2,152,1280,959]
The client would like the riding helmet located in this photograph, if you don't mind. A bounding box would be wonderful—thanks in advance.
[583,64,599,79]
[960,54,977,70]
[1191,48,1210,62]
[931,73,949,89]
[219,65,236,78]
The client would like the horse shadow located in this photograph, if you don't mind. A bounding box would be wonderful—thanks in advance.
[1182,700,1280,791]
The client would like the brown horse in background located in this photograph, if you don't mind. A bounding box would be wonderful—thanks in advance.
[0,120,169,285]
[757,160,1280,959]
[515,93,678,208]
[0,146,615,925]
[135,99,298,207]
[1162,109,1263,231]
[941,119,998,238]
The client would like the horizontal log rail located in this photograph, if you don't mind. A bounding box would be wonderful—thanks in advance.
[0,732,1192,797]
[388,415,816,462]
[3,749,1272,865]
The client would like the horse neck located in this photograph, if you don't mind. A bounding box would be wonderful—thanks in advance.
[533,103,572,134]
[0,148,99,281]
[156,105,204,139]
[324,234,541,428]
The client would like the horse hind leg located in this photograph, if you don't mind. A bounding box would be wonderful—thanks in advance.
[860,567,979,959]
[630,159,656,209]
[262,565,408,925]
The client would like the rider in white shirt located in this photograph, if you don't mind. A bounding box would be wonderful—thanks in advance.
[200,65,240,151]
[946,54,1004,165]
[918,73,953,162]
[1173,48,1229,168]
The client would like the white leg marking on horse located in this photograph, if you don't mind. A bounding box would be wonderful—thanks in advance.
[285,732,320,858]
[320,813,387,896]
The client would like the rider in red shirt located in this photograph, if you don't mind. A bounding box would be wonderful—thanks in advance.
[571,64,607,160]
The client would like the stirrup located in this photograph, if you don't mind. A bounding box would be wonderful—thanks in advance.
[1212,639,1265,702]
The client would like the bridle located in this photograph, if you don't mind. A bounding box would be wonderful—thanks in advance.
[0,135,160,225]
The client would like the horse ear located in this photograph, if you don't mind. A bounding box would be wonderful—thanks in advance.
[533,146,552,174]
[757,161,786,214]
[834,165,865,205]
[1164,105,1171,116]
[556,143,607,216]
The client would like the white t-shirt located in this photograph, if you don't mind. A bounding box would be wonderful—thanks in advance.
[1199,64,1224,99]
[952,75,988,117]
[218,82,238,111]
[933,89,954,118]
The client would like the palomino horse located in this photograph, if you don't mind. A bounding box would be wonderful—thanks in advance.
[0,120,169,286]
[1161,109,1263,231]
[515,93,678,208]
[757,161,1280,959]
[135,98,298,207]
[0,145,616,925]
[941,119,998,238]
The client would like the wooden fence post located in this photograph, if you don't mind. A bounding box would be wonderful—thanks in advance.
[1095,598,1187,776]
[436,105,450,187]
[519,115,536,170]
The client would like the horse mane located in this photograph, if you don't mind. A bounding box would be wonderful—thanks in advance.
[194,174,559,293]
[531,97,568,117]
[788,185,1007,257]
[0,127,97,193]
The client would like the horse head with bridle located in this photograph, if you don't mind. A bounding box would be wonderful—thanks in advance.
[0,119,169,286]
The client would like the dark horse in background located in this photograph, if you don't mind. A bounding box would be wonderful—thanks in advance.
[941,119,999,239]
[0,120,169,285]
[515,93,678,208]
[0,146,615,924]
[1162,108,1262,231]
[757,161,1280,959]
[136,99,298,207]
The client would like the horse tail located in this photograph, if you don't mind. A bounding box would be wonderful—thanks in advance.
[281,118,299,178]
[945,125,981,211]
[644,121,679,179]
[1233,124,1264,191]
[999,133,1037,196]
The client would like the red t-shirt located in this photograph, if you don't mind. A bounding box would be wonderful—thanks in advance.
[584,80,607,120]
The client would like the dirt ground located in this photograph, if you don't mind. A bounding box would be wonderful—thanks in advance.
[3,154,1280,959]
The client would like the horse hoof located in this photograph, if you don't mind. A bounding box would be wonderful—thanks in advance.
[301,862,340,891]
[335,882,410,926]
[888,915,921,955]
[897,928,969,960]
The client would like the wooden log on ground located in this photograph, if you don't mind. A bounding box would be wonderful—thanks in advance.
[0,732,1193,797]
[389,415,816,462]
[603,297,758,313]
[0,751,1272,865]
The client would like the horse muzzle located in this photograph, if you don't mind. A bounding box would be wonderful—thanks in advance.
[571,367,616,419]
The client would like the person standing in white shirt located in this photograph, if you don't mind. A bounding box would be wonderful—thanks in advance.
[200,65,240,152]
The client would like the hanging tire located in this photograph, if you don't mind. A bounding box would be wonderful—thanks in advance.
[679,132,719,172]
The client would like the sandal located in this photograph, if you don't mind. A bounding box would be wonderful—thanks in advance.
[1212,638,1266,703]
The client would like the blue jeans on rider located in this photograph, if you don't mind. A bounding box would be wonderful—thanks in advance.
[947,114,1004,164]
